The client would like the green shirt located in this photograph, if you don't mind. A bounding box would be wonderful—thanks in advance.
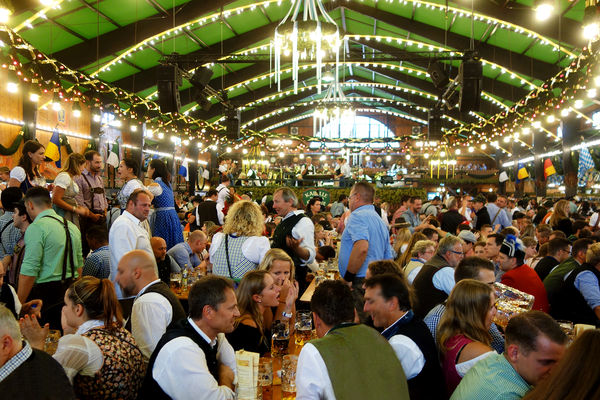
[20,209,82,284]
[450,353,531,400]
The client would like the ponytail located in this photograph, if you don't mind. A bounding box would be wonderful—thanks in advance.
[100,279,123,330]
[68,277,123,331]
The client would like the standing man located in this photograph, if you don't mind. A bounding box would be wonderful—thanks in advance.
[109,189,153,299]
[192,189,224,231]
[74,150,108,256]
[486,193,512,230]
[115,250,186,359]
[215,176,231,207]
[296,280,410,400]
[138,275,238,399]
[364,274,445,400]
[81,225,111,279]
[0,188,22,272]
[8,200,31,287]
[472,194,491,230]
[17,187,83,329]
[272,187,315,294]
[339,182,394,293]
[451,311,567,399]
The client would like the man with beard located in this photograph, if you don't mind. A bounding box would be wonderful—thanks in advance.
[115,250,186,359]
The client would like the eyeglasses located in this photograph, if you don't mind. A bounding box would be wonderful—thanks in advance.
[448,250,465,257]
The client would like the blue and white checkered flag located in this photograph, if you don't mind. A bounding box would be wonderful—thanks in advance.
[578,147,595,186]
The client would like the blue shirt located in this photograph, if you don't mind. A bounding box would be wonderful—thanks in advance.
[82,245,111,279]
[485,203,511,229]
[167,242,201,270]
[401,209,420,233]
[339,205,394,278]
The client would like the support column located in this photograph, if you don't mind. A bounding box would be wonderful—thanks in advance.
[513,142,523,198]
[561,117,579,198]
[533,129,547,198]
[495,147,506,195]
[22,94,37,140]
[188,141,199,195]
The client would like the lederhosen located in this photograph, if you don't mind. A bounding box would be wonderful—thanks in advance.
[80,173,107,256]
[28,215,76,330]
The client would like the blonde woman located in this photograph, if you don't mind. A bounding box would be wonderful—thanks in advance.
[403,240,437,284]
[209,200,270,282]
[226,270,281,355]
[397,232,427,267]
[549,199,573,237]
[52,153,96,228]
[437,279,497,395]
[393,227,412,256]
[259,249,299,330]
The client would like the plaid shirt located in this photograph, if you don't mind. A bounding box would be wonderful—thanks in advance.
[0,212,21,258]
[82,245,111,279]
[0,341,32,382]
[424,303,505,354]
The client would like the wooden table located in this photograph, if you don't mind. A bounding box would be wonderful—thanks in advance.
[299,279,317,303]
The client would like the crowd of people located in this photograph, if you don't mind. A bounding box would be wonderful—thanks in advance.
[0,140,599,399]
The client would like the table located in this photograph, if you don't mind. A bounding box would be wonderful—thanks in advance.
[299,279,317,303]
[269,336,303,400]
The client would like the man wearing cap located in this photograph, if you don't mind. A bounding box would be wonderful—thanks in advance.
[472,194,491,231]
[497,235,550,312]
[458,230,477,257]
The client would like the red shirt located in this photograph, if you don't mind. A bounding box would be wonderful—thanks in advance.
[501,264,550,312]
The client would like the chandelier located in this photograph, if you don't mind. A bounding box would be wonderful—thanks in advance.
[273,0,341,94]
[313,73,356,135]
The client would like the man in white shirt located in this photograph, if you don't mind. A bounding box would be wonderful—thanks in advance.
[115,250,186,359]
[296,280,409,400]
[109,189,154,299]
[215,177,230,207]
[272,188,316,294]
[363,273,446,399]
[138,275,239,400]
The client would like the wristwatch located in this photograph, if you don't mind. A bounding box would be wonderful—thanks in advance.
[282,311,293,319]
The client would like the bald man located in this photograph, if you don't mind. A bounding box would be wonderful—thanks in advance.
[115,250,186,359]
[167,230,208,272]
[151,237,181,284]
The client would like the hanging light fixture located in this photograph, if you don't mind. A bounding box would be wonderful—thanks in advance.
[273,0,341,94]
[72,98,82,118]
[313,70,355,135]
[51,89,61,111]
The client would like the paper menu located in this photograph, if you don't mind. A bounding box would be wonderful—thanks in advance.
[235,350,260,400]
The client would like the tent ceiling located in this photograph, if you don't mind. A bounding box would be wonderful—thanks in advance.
[9,0,588,135]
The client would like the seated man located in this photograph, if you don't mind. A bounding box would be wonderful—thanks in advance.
[167,230,208,271]
[151,237,181,285]
[412,235,465,318]
[138,276,238,399]
[544,238,593,301]
[533,237,571,282]
[296,280,410,399]
[498,235,549,312]
[551,241,600,326]
[81,225,111,279]
[424,256,505,354]
[115,250,186,359]
[451,311,567,399]
[364,273,445,400]
[0,305,75,398]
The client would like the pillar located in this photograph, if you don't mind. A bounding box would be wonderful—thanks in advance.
[188,140,200,195]
[495,147,506,195]
[561,117,579,198]
[22,94,37,140]
[533,129,547,198]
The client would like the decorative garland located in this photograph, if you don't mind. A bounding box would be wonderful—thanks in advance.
[0,129,23,156]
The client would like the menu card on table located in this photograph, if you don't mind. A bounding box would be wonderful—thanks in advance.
[235,350,260,400]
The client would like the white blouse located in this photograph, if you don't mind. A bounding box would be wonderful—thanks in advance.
[10,166,46,187]
[54,172,80,197]
[52,319,104,382]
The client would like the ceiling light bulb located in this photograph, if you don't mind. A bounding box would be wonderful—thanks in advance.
[535,3,554,21]
[29,93,39,102]
[583,22,600,40]
[226,147,232,153]
[405,154,411,160]
[532,120,541,129]
[52,101,61,111]
[260,151,265,156]
[468,146,474,153]
[503,136,511,143]
[6,82,17,93]
[424,153,430,159]
[242,148,248,154]
[319,155,326,161]
[385,155,391,161]
[73,109,81,118]
[279,152,285,158]
[561,108,570,117]
[0,7,12,24]
[574,99,584,109]
[547,115,555,123]
[439,151,445,157]
[365,156,371,161]
[455,149,461,155]
[184,139,190,146]
[522,127,530,135]
[130,125,138,132]
[299,153,304,159]
[481,144,487,150]
[158,132,165,139]
[588,88,597,98]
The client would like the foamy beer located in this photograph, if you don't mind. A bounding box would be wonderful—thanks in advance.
[295,310,313,346]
